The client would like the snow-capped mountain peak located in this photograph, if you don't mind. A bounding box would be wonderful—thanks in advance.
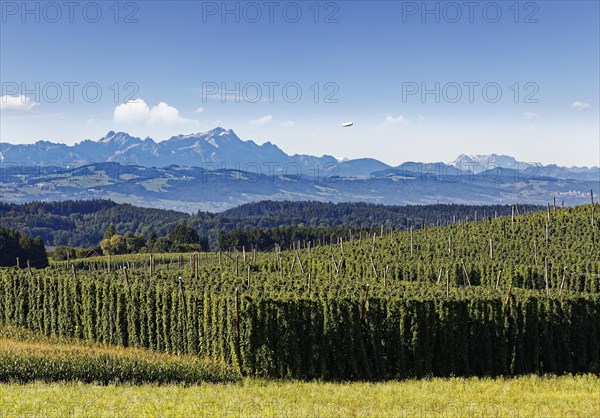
[98,131,141,145]
[450,154,537,173]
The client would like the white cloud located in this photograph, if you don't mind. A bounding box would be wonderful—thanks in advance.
[113,99,200,138]
[417,115,426,123]
[279,120,295,128]
[148,102,183,124]
[195,107,205,113]
[0,95,39,111]
[524,112,539,119]
[383,115,410,125]
[115,99,197,125]
[114,99,151,124]
[572,101,591,111]
[250,115,273,126]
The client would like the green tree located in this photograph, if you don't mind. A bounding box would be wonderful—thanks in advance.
[52,246,76,261]
[169,224,200,246]
[0,226,48,267]
[104,224,117,240]
[151,237,172,253]
[110,235,126,254]
[124,232,146,253]
[100,239,112,255]
[100,234,126,255]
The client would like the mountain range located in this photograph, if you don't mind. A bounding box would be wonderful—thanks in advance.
[0,128,341,176]
[0,128,598,212]
[1,128,598,180]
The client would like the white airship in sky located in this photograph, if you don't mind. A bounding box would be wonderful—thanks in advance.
[342,122,353,127]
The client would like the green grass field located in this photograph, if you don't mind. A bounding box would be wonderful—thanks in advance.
[1,375,599,417]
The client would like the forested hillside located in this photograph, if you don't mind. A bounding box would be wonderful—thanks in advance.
[0,200,192,248]
[0,200,544,250]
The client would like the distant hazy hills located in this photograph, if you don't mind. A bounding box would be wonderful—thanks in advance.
[0,128,598,211]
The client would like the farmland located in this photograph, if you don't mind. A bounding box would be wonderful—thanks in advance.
[0,204,599,416]
[1,204,599,379]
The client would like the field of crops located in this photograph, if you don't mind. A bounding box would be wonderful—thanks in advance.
[0,326,239,384]
[1,204,599,380]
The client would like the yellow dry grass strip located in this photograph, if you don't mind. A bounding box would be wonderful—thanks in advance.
[1,375,599,417]
[0,326,221,364]
[0,336,205,363]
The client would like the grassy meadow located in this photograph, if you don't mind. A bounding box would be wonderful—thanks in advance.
[1,375,599,417]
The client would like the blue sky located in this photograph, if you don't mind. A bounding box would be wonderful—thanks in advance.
[1,0,598,166]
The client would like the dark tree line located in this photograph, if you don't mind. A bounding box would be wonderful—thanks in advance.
[145,224,209,254]
[217,225,375,251]
[52,223,210,260]
[0,199,545,251]
[0,226,48,267]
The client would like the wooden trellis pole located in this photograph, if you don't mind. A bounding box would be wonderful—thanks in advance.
[461,259,471,287]
[559,267,567,295]
[71,263,77,282]
[591,190,595,227]
[504,282,513,305]
[296,251,305,274]
[231,287,242,370]
[544,257,549,294]
[370,257,378,279]
[383,265,389,287]
[123,266,129,287]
